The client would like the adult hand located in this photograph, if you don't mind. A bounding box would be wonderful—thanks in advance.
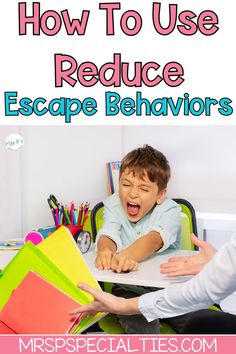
[70,283,139,318]
[160,234,217,276]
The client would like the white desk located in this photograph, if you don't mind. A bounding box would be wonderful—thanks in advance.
[83,246,195,288]
[2,247,236,315]
[84,247,236,314]
[0,247,195,288]
[0,250,18,270]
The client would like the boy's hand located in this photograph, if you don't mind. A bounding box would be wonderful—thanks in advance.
[111,252,138,273]
[96,248,115,270]
[96,236,117,270]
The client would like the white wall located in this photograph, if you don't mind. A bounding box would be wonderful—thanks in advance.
[1,125,236,240]
[0,126,122,236]
[0,127,22,238]
[122,126,236,206]
[122,126,236,247]
[20,126,123,233]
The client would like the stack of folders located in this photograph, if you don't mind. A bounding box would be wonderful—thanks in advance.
[0,226,105,334]
[106,161,121,195]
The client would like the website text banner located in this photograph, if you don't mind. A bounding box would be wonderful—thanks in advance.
[0,1,235,125]
[1,335,236,354]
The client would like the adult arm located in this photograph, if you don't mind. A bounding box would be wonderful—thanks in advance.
[70,282,140,318]
[139,233,236,321]
[71,234,236,320]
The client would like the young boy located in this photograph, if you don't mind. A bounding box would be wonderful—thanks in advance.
[95,145,185,334]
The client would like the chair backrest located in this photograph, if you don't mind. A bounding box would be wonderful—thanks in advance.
[90,201,104,242]
[173,198,198,250]
[90,199,198,250]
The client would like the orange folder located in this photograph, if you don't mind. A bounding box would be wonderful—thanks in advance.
[0,321,16,334]
[0,271,82,334]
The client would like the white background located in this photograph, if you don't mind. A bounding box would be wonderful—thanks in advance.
[0,2,236,245]
[0,0,235,124]
[1,125,236,241]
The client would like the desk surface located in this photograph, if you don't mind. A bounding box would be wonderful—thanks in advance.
[83,246,195,288]
[0,250,18,271]
[0,247,196,288]
[2,245,236,314]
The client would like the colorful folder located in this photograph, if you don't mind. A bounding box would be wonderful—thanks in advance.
[0,242,88,311]
[37,226,100,298]
[0,227,105,334]
[0,271,81,334]
[37,226,104,333]
[0,321,17,334]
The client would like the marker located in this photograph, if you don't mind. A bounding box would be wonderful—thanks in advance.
[65,207,71,225]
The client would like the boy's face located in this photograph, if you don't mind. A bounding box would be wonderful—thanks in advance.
[119,168,166,223]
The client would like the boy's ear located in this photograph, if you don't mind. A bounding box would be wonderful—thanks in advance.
[156,188,167,205]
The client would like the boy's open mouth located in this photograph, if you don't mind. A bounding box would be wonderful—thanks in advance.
[127,202,140,217]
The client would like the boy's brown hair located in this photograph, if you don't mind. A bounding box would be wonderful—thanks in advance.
[120,145,170,191]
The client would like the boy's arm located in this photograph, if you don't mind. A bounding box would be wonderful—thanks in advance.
[95,198,122,270]
[111,232,163,273]
[112,203,181,273]
[118,231,163,261]
[96,235,117,270]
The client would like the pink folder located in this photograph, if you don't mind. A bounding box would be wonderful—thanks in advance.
[0,271,82,334]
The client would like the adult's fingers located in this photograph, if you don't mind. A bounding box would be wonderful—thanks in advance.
[190,233,206,249]
[70,302,95,315]
[162,256,190,265]
[78,282,102,300]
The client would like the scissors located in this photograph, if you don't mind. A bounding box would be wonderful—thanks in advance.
[47,194,60,210]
